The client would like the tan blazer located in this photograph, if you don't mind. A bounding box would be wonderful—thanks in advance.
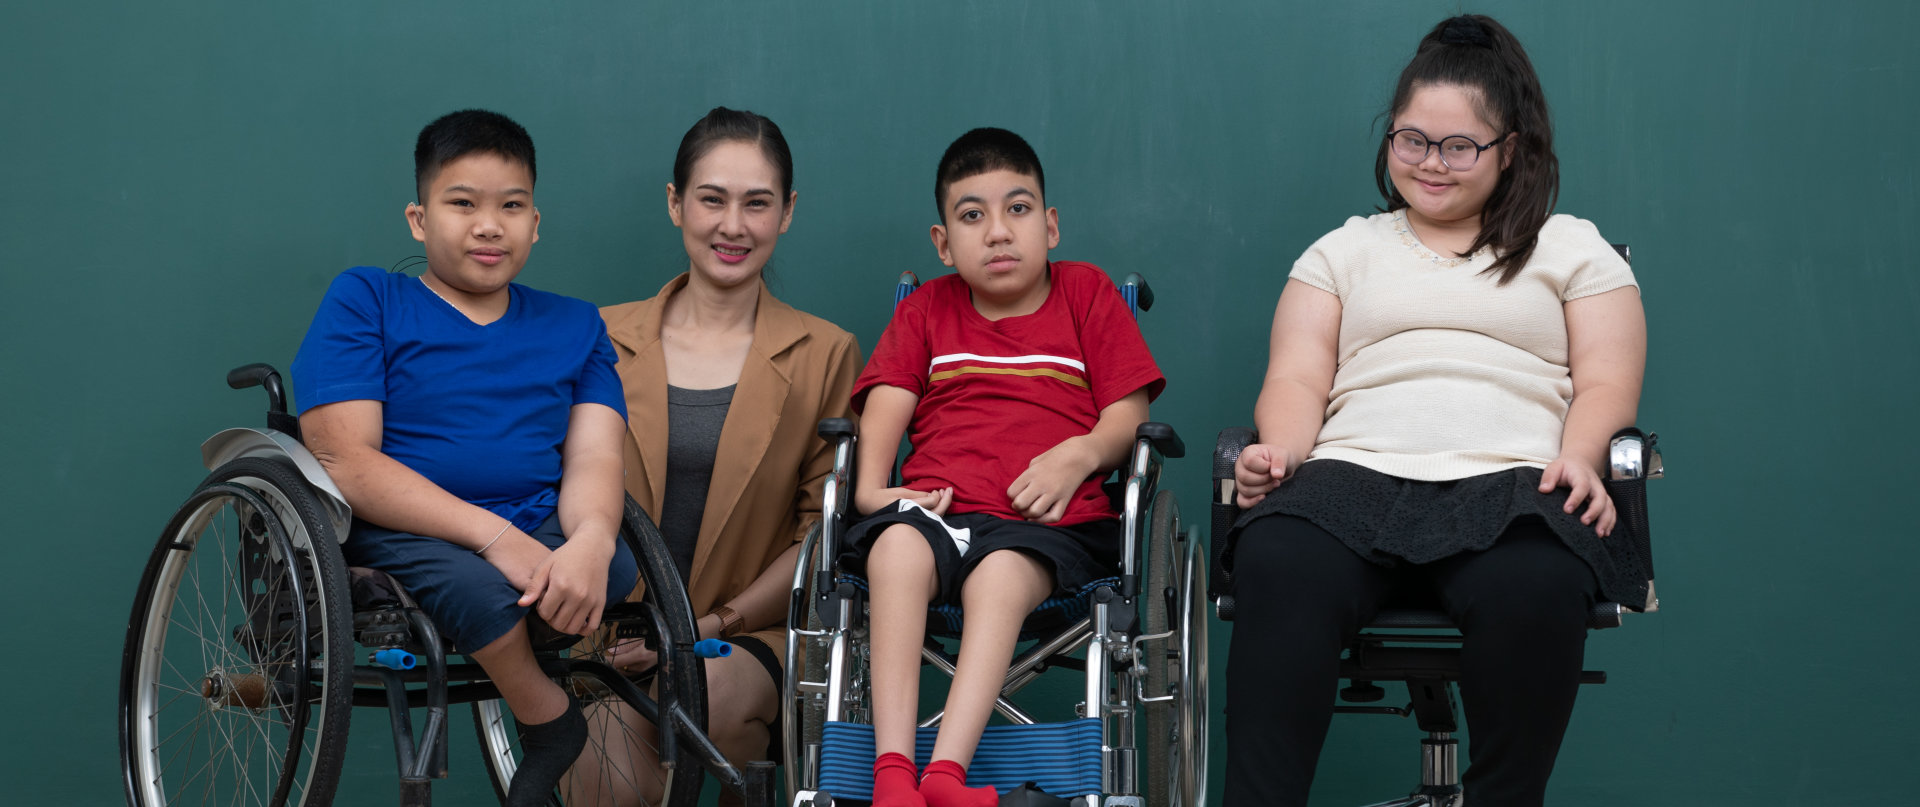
[600,274,860,661]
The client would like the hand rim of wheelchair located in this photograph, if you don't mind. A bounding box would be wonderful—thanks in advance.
[120,457,353,807]
[1138,489,1210,807]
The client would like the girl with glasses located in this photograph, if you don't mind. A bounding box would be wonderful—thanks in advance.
[1223,15,1647,806]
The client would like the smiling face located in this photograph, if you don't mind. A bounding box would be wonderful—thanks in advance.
[930,168,1060,319]
[1387,83,1512,238]
[407,151,539,308]
[668,139,795,291]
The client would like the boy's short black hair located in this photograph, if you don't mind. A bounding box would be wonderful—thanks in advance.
[414,109,536,200]
[933,127,1045,220]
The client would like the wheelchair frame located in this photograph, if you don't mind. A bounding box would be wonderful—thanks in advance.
[781,272,1208,807]
[119,364,779,807]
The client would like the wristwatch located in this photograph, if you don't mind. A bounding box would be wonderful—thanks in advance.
[711,605,745,639]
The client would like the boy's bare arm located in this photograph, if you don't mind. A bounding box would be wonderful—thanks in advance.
[853,385,952,516]
[1007,388,1151,524]
[526,402,626,635]
[301,401,552,587]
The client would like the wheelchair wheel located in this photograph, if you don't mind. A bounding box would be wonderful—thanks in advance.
[121,457,352,807]
[1144,489,1209,807]
[473,497,705,807]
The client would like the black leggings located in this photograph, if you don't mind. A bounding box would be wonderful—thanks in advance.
[1223,515,1600,807]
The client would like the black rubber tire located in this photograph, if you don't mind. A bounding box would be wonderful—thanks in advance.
[121,457,352,807]
[1143,488,1181,806]
[473,497,705,807]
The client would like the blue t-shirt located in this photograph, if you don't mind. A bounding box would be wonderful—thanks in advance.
[291,266,627,531]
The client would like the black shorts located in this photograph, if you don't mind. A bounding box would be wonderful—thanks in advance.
[840,501,1121,606]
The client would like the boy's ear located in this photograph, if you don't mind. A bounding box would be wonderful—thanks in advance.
[666,183,684,228]
[530,206,540,246]
[1046,206,1060,250]
[930,224,955,267]
[778,190,797,235]
[406,202,427,244]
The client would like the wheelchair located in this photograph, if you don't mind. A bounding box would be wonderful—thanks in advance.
[781,273,1210,807]
[1206,245,1661,807]
[118,363,779,807]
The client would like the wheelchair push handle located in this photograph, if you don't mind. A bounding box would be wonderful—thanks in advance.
[227,363,290,415]
[693,638,734,659]
[1121,272,1155,314]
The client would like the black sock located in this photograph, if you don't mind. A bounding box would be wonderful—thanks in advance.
[507,693,587,807]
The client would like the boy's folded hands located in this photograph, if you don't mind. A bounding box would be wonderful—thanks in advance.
[479,527,615,636]
[1007,436,1103,524]
[521,536,616,636]
[855,485,953,518]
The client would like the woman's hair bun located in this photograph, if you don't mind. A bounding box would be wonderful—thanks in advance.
[1437,15,1494,47]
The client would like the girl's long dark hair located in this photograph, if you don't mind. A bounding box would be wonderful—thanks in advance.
[1374,15,1558,285]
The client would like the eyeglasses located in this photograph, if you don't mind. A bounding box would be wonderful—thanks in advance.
[1387,128,1507,171]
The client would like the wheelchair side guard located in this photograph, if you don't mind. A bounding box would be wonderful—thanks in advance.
[201,427,353,543]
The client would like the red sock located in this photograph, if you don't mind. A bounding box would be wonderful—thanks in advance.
[919,759,998,807]
[873,752,926,807]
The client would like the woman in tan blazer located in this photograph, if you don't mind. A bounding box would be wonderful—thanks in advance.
[582,108,859,801]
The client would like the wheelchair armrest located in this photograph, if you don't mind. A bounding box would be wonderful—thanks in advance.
[818,417,855,442]
[1136,422,1183,459]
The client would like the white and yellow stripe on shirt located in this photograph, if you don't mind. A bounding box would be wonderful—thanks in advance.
[927,353,1089,389]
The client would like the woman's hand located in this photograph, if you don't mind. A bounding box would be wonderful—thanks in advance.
[855,486,952,517]
[1540,457,1616,537]
[1233,443,1295,509]
[521,536,616,635]
[603,637,658,674]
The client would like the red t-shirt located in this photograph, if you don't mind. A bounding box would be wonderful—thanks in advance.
[852,261,1166,525]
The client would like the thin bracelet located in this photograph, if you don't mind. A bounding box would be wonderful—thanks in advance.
[475,521,511,556]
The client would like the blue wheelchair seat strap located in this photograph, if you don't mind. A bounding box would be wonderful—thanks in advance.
[817,718,1104,799]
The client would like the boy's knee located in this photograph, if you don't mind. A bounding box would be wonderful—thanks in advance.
[961,549,1053,604]
[868,524,934,565]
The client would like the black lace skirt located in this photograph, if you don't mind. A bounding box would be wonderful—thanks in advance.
[1231,459,1651,609]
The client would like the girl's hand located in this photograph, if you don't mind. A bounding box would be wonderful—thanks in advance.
[1233,443,1294,509]
[1008,437,1100,524]
[521,536,615,635]
[855,486,953,518]
[1540,457,1616,537]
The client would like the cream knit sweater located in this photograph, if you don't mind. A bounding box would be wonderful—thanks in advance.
[1290,210,1637,481]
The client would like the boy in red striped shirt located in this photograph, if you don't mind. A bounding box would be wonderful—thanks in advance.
[845,127,1165,807]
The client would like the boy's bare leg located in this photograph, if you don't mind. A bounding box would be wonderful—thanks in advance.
[470,619,587,806]
[469,619,569,721]
[930,549,1052,766]
[919,549,1051,807]
[868,524,940,754]
[867,524,940,807]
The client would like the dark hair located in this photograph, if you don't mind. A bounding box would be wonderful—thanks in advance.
[1375,15,1557,285]
[672,107,794,199]
[934,128,1046,220]
[414,109,536,201]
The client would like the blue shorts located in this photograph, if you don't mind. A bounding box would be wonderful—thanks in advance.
[343,512,639,653]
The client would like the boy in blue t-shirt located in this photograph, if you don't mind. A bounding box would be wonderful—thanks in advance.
[292,110,635,805]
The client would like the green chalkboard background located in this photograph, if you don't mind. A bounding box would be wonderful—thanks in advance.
[4,1,1914,804]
